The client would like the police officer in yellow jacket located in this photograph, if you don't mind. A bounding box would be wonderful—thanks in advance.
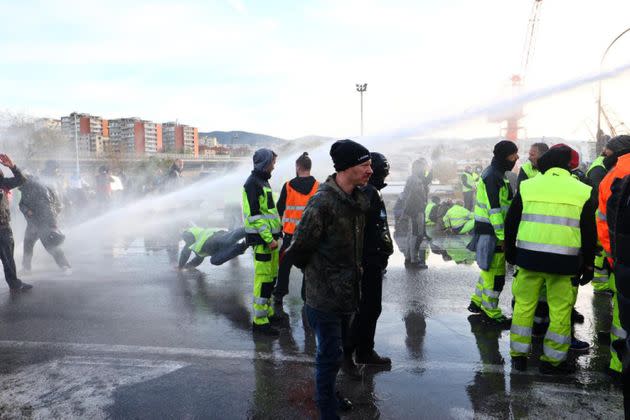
[505,145,596,374]
[242,148,283,336]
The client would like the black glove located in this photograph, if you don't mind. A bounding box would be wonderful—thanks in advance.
[578,266,594,286]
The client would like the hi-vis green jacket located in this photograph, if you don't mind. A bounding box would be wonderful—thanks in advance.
[242,169,282,245]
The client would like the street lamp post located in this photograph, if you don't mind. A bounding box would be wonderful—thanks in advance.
[356,83,367,136]
[596,27,630,154]
[73,113,81,179]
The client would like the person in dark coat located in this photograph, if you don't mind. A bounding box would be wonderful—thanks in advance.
[0,154,31,291]
[286,139,372,420]
[19,175,71,272]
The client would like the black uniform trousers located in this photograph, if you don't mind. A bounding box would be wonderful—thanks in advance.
[273,233,293,300]
[353,263,384,356]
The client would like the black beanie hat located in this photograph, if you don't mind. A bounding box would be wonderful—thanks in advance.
[537,145,574,173]
[330,139,371,171]
[493,140,518,159]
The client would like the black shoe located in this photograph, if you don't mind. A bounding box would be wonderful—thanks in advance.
[356,350,392,366]
[335,391,353,412]
[467,301,482,314]
[570,337,590,352]
[571,308,585,324]
[10,282,33,293]
[482,314,511,330]
[511,356,527,372]
[341,356,363,380]
[539,361,575,375]
[252,323,280,337]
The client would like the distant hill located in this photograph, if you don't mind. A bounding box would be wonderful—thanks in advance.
[199,131,286,146]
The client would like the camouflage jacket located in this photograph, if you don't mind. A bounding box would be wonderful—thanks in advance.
[287,174,369,314]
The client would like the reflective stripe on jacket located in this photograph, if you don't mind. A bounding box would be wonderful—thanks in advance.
[186,227,220,257]
[517,167,591,262]
[282,180,319,234]
[443,204,473,231]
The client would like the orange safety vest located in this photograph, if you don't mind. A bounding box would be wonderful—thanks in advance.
[597,153,630,262]
[282,180,319,234]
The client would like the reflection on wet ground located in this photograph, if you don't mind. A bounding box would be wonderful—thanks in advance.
[0,234,623,419]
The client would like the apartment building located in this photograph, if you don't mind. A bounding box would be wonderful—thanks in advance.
[162,122,198,157]
[108,118,163,155]
[61,112,109,154]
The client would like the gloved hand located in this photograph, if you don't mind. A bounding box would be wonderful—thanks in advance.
[578,266,594,286]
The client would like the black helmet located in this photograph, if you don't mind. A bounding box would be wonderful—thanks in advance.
[370,152,390,178]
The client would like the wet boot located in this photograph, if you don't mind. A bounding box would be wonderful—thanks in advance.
[356,350,392,366]
[252,323,280,337]
[539,361,575,375]
[335,391,353,412]
[341,354,363,380]
[467,301,482,314]
[511,356,527,372]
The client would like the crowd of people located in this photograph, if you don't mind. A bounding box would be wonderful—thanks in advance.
[0,135,629,419]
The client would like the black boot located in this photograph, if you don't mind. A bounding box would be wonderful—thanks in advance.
[252,323,279,337]
[539,361,575,375]
[356,350,392,366]
[511,356,527,372]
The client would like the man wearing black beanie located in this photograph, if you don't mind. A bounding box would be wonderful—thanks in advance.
[468,140,518,328]
[286,139,372,419]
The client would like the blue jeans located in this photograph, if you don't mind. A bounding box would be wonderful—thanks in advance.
[305,304,344,420]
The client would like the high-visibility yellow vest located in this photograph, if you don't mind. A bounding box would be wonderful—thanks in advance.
[443,204,473,232]
[425,202,436,225]
[462,171,475,192]
[242,184,282,243]
[517,167,591,258]
[186,227,220,257]
[282,180,319,234]
[586,156,605,178]
[521,161,539,180]
[473,172,512,240]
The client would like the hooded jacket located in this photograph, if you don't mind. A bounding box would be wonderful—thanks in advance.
[286,174,369,314]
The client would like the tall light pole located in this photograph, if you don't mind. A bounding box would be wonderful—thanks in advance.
[356,83,367,136]
[73,113,81,178]
[596,27,630,153]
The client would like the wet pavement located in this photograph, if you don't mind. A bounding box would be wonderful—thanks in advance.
[0,234,624,419]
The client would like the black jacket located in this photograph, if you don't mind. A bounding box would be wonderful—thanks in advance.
[276,175,317,217]
[361,183,393,268]
[504,191,596,275]
[0,166,25,227]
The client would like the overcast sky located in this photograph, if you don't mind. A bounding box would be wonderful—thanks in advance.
[2,0,630,140]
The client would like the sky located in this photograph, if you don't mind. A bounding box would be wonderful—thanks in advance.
[2,0,630,140]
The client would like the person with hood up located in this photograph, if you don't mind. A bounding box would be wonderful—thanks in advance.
[178,226,248,269]
[273,152,319,306]
[597,134,630,377]
[505,144,596,374]
[242,148,282,336]
[286,139,372,420]
[394,158,430,269]
[19,174,71,273]
[468,140,518,327]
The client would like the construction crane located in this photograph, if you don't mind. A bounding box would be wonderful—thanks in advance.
[501,0,543,141]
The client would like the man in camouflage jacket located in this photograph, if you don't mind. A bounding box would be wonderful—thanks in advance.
[287,139,372,420]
